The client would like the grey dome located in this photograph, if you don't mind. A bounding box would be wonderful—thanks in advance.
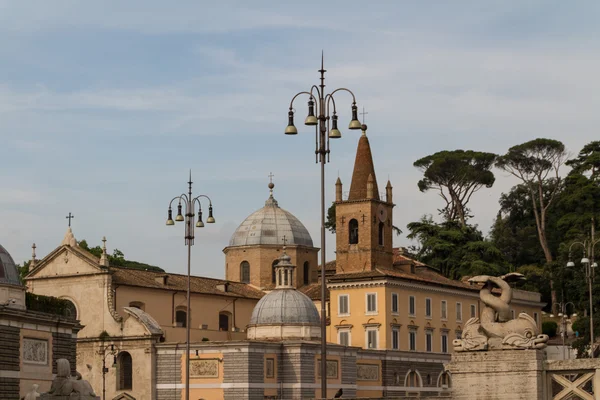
[229,194,313,247]
[249,289,320,326]
[0,244,21,286]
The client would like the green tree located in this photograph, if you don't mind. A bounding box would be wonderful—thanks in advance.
[78,239,164,272]
[413,150,496,227]
[16,260,31,283]
[496,138,568,310]
[407,216,507,279]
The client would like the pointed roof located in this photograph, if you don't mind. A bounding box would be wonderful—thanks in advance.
[348,132,379,201]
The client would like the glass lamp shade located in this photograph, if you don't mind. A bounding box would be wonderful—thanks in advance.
[207,206,215,223]
[176,204,184,221]
[166,219,175,226]
[558,313,563,317]
[285,110,298,134]
[581,257,590,264]
[305,99,318,126]
[329,114,341,138]
[196,220,205,228]
[567,261,575,267]
[166,209,175,225]
[572,313,578,317]
[593,262,598,268]
[348,104,362,130]
[549,314,555,318]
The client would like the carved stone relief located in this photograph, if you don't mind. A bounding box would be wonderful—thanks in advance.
[357,363,379,381]
[23,338,48,365]
[316,360,339,379]
[190,359,219,378]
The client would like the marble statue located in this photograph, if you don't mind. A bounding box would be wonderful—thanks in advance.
[453,273,549,351]
[42,359,97,399]
[24,384,40,400]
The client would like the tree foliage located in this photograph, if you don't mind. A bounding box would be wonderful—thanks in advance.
[407,216,506,279]
[413,150,496,227]
[78,240,164,272]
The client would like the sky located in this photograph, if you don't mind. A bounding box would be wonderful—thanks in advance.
[1,1,599,278]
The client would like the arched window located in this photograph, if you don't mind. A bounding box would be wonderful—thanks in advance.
[378,222,384,246]
[240,261,250,283]
[175,308,187,328]
[272,260,279,284]
[117,351,133,390]
[438,371,452,388]
[303,262,310,285]
[62,299,78,319]
[219,312,231,331]
[426,373,432,386]
[128,301,145,311]
[349,219,359,244]
[405,370,422,387]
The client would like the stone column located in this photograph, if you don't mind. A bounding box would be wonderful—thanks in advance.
[447,350,547,400]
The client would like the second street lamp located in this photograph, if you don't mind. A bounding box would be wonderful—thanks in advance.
[285,54,361,399]
[166,171,216,400]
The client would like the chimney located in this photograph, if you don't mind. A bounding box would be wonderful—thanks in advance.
[155,275,168,285]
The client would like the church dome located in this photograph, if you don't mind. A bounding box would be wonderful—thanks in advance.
[249,289,320,326]
[0,244,21,286]
[228,184,313,247]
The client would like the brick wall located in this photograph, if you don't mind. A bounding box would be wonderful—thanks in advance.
[156,351,181,400]
[52,332,77,375]
[0,325,20,399]
[223,351,264,400]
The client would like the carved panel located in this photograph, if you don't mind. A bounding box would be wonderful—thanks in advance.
[316,360,339,379]
[265,358,275,378]
[190,359,219,378]
[23,338,48,365]
[357,363,379,381]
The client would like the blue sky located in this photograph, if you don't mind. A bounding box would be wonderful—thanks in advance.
[1,1,599,278]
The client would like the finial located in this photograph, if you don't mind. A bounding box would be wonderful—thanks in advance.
[100,236,109,267]
[268,172,275,196]
[66,212,75,227]
[282,235,288,250]
[31,243,36,259]
[361,124,368,136]
[360,107,368,124]
[321,50,324,70]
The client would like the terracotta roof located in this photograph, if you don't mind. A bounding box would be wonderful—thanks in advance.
[298,283,329,301]
[110,267,265,299]
[348,134,379,201]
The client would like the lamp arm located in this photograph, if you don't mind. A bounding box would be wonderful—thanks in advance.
[329,87,358,104]
[192,195,213,209]
[568,241,586,254]
[168,195,185,209]
[288,91,314,110]
[325,94,337,117]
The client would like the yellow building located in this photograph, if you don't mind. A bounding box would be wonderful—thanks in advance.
[324,125,544,353]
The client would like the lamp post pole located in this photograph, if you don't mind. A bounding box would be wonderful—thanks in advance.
[552,302,575,360]
[166,172,216,400]
[101,343,118,400]
[284,54,362,399]
[567,233,599,358]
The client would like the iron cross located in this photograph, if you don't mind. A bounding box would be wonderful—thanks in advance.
[282,235,288,246]
[360,107,368,124]
[66,212,75,227]
[268,172,275,184]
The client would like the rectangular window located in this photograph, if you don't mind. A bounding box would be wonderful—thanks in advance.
[425,298,432,317]
[339,330,350,346]
[456,331,462,340]
[367,328,378,349]
[470,304,477,318]
[391,293,399,314]
[338,295,349,316]
[441,333,448,353]
[534,312,539,326]
[409,296,416,316]
[391,328,399,350]
[366,293,377,314]
[426,330,433,352]
[441,300,447,320]
[511,309,515,319]
[456,302,462,321]
[409,330,417,351]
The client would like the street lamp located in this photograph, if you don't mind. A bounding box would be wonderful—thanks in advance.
[284,54,361,399]
[166,171,216,400]
[567,237,600,358]
[555,301,576,359]
[100,343,119,400]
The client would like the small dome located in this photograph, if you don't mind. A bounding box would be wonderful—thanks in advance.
[0,244,21,286]
[249,289,320,326]
[228,192,313,247]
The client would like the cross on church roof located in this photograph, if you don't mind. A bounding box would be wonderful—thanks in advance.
[66,212,75,227]
[282,235,288,247]
[268,172,275,184]
[360,107,368,124]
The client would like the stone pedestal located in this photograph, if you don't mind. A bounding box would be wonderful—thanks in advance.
[447,350,546,400]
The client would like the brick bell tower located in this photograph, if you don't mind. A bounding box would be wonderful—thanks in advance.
[334,124,394,273]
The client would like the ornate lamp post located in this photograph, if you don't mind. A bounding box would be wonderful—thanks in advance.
[165,172,215,400]
[567,237,599,358]
[100,343,119,400]
[284,54,362,398]
[550,302,576,359]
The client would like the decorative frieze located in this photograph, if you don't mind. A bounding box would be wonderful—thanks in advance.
[357,363,379,381]
[23,338,48,365]
[190,359,219,378]
[316,360,339,379]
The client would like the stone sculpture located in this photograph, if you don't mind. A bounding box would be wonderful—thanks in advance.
[453,273,549,351]
[24,384,40,400]
[41,358,98,399]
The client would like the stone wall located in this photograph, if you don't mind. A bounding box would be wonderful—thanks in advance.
[156,350,181,400]
[0,325,21,399]
[223,350,264,400]
[52,332,77,375]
